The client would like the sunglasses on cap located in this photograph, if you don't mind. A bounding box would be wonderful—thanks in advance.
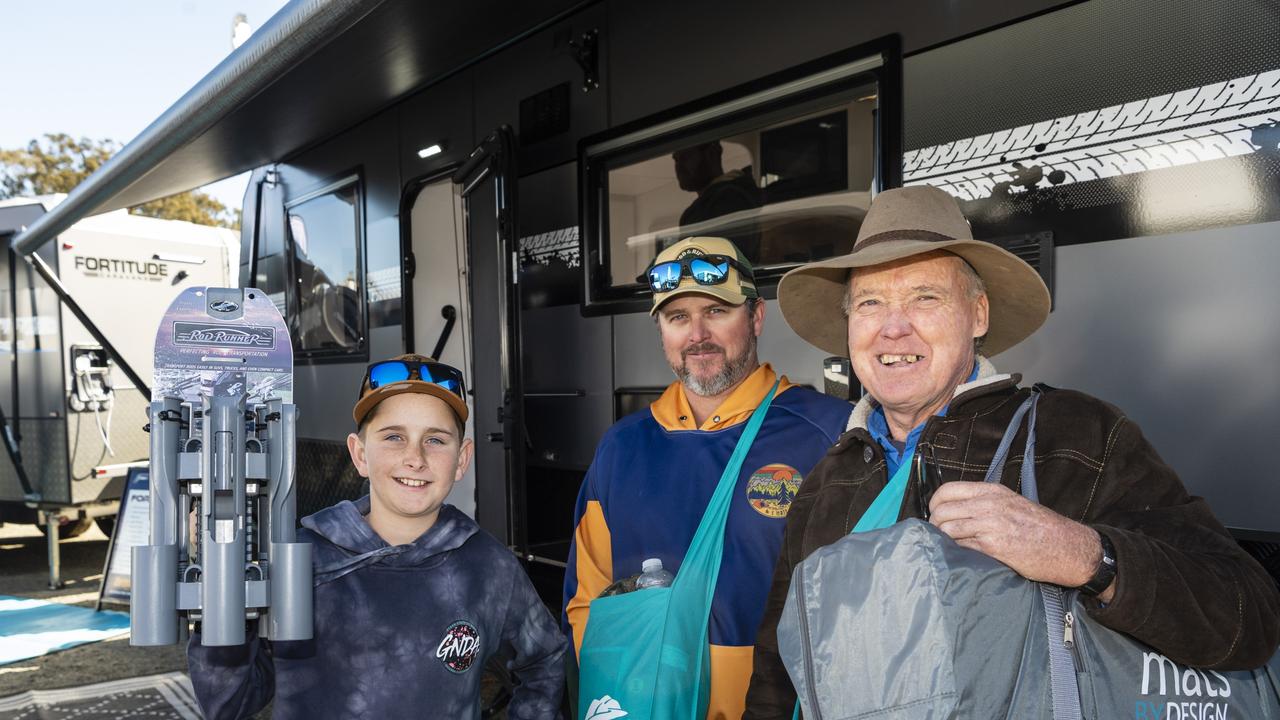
[642,254,755,293]
[363,359,465,397]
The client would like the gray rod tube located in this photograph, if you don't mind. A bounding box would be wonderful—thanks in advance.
[269,402,297,544]
[199,392,248,646]
[149,398,181,546]
[130,398,182,646]
[201,541,246,646]
[268,542,312,641]
[130,545,178,646]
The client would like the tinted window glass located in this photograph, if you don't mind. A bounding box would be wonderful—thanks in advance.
[285,182,364,354]
[604,84,877,292]
[366,248,401,328]
[252,253,291,320]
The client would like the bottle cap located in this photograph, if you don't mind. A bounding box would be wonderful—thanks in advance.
[642,558,663,573]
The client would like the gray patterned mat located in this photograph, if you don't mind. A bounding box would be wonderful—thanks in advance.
[0,672,200,720]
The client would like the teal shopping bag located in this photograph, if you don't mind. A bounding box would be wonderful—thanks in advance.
[578,381,779,720]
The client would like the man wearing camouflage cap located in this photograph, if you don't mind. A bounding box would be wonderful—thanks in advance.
[564,237,853,718]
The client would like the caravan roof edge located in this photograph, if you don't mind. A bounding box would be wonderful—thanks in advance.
[9,0,387,258]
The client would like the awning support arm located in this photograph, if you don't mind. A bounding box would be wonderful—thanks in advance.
[25,253,151,397]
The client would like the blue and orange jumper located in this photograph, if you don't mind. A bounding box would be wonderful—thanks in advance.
[563,363,851,719]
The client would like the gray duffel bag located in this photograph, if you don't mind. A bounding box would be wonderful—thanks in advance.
[778,391,1280,719]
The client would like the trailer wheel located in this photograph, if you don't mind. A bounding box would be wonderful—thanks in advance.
[37,517,95,539]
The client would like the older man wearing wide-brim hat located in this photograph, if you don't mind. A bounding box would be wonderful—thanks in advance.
[743,186,1280,718]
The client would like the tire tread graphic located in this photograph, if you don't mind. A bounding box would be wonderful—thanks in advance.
[905,71,1280,201]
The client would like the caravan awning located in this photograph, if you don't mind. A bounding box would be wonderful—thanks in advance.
[10,0,586,256]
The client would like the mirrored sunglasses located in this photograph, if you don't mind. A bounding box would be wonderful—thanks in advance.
[363,360,465,397]
[643,254,755,293]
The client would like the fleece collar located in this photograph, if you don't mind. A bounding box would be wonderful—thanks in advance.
[848,355,1011,432]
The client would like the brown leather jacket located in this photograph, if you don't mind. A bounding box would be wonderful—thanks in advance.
[744,374,1280,719]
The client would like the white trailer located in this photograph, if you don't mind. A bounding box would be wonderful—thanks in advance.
[0,194,235,586]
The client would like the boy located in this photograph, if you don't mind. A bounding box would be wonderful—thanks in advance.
[188,354,566,719]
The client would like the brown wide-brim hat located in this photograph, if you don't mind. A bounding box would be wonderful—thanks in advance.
[778,185,1050,357]
[352,353,469,427]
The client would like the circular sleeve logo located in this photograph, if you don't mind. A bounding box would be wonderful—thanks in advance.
[745,464,803,518]
[435,620,481,673]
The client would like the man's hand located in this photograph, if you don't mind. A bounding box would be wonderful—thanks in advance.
[928,481,1114,602]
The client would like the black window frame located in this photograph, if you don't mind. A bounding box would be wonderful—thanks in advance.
[281,171,369,363]
[578,35,902,316]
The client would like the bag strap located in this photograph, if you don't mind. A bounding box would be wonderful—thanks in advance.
[664,379,779,717]
[981,392,1037,486]
[983,388,1082,720]
[674,377,780,592]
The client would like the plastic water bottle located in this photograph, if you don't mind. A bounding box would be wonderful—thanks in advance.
[635,558,674,590]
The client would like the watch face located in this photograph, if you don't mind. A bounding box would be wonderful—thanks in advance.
[1100,534,1117,566]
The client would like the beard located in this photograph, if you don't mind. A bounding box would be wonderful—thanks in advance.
[673,330,758,397]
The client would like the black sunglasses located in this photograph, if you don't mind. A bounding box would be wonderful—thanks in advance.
[640,254,755,293]
[362,360,465,398]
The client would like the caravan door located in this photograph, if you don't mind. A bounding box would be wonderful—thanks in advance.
[450,127,527,550]
[406,171,477,518]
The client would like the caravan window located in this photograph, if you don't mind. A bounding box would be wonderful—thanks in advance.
[580,38,900,314]
[284,176,365,357]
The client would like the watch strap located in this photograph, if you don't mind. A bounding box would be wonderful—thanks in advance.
[1078,530,1117,597]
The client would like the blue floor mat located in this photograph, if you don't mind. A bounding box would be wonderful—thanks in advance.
[0,596,130,665]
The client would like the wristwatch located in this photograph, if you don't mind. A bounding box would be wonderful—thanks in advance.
[1078,531,1117,597]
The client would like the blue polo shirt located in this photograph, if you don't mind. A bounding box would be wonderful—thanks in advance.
[867,363,979,477]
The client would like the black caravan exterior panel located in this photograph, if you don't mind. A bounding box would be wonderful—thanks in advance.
[399,71,477,185]
[519,162,581,309]
[273,109,403,442]
[606,0,1075,126]
[473,3,610,176]
[902,0,1280,246]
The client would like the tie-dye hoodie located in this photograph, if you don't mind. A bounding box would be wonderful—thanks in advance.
[187,498,566,719]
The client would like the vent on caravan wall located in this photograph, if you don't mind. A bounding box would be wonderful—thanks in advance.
[520,82,572,146]
[982,230,1055,310]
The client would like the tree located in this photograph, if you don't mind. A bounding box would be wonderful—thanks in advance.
[0,133,112,197]
[132,193,242,230]
[0,133,239,230]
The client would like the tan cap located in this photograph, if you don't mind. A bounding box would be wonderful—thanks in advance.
[777,185,1050,357]
[648,237,758,315]
[352,354,469,427]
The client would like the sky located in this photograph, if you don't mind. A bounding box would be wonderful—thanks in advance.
[0,1,292,211]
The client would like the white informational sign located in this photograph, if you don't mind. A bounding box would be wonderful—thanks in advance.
[101,469,151,605]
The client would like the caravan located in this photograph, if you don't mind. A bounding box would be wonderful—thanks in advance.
[0,195,234,585]
[8,0,1278,641]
